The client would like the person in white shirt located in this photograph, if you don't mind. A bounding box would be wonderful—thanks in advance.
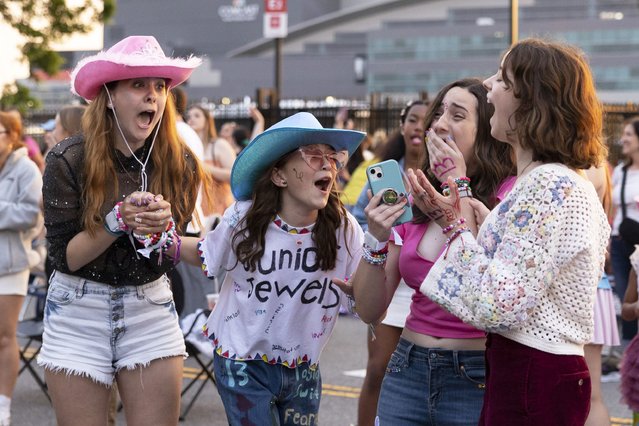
[610,117,639,342]
[179,112,365,425]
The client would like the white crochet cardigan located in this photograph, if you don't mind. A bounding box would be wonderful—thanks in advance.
[421,163,610,356]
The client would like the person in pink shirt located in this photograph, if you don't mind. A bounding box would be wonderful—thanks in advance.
[346,78,515,425]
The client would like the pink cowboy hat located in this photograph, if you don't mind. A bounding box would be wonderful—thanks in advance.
[71,35,202,101]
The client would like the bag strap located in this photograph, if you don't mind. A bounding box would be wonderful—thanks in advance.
[621,165,629,220]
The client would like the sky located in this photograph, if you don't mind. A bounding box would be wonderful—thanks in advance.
[0,0,103,90]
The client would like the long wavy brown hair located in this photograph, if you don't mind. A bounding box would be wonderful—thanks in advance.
[232,150,352,272]
[414,78,515,223]
[81,83,211,235]
[502,38,607,168]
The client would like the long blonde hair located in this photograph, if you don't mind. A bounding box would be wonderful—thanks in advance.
[81,84,211,235]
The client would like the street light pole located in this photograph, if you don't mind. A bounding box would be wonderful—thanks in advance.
[274,37,282,108]
[510,0,519,45]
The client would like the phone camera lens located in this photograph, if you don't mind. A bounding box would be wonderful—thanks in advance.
[377,173,382,178]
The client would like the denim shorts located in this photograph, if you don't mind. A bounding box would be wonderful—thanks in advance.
[38,271,186,386]
[376,337,486,426]
[212,352,322,426]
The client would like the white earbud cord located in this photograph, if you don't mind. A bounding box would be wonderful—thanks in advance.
[104,84,164,192]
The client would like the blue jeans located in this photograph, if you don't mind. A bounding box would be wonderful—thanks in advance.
[213,353,322,426]
[376,337,485,426]
[611,236,637,340]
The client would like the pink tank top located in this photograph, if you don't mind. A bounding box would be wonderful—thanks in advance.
[392,176,516,338]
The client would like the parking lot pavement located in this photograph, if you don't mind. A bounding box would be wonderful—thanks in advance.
[11,315,634,425]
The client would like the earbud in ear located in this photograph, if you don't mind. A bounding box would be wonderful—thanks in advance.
[107,103,113,109]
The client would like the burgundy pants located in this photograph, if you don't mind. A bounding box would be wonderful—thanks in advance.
[479,333,590,426]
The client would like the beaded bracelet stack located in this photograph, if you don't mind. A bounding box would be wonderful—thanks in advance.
[442,217,466,234]
[114,202,130,232]
[446,227,470,246]
[362,243,388,266]
[441,217,470,258]
[133,218,181,265]
[441,176,473,198]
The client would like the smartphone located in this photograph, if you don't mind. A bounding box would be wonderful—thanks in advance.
[366,159,413,226]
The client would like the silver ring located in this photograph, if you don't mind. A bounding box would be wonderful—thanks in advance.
[135,216,142,224]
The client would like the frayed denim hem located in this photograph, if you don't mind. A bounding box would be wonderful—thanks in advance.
[114,352,188,374]
[37,359,113,386]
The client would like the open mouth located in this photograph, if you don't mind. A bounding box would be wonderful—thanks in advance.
[314,177,332,192]
[138,110,156,128]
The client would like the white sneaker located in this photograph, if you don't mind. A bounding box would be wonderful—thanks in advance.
[0,395,10,426]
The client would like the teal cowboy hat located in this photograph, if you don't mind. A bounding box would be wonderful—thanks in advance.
[231,111,366,201]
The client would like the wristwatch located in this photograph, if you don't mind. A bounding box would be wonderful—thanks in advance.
[104,211,124,236]
[363,231,388,251]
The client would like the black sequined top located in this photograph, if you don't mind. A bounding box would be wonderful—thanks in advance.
[43,134,194,286]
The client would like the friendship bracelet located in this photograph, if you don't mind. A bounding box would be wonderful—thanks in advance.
[458,187,473,198]
[442,186,473,198]
[443,226,470,259]
[445,226,470,247]
[133,217,178,264]
[173,234,182,265]
[114,202,130,232]
[442,218,466,235]
[362,245,388,266]
[440,176,471,189]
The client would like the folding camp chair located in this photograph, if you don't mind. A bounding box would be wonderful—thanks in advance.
[16,274,50,402]
[180,308,216,421]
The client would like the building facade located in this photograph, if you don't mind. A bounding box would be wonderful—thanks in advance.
[32,0,639,106]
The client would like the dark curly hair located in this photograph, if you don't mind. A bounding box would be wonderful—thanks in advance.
[413,78,516,224]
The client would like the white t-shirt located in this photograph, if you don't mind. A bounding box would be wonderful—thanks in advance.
[611,163,639,236]
[177,121,205,235]
[631,245,639,273]
[200,201,364,369]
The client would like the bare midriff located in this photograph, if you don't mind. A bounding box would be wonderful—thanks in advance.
[402,327,487,351]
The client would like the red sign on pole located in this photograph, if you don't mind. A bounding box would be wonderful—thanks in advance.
[263,0,288,38]
[265,0,287,13]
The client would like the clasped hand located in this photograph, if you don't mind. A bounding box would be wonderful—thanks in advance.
[120,191,173,234]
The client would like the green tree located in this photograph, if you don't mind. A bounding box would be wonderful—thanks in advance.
[0,0,116,75]
[0,83,42,116]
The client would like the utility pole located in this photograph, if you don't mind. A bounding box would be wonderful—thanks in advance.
[510,0,519,45]
[274,37,282,108]
[263,0,287,110]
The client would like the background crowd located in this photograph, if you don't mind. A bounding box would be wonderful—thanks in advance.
[1,34,639,426]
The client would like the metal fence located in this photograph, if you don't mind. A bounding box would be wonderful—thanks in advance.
[20,102,639,165]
